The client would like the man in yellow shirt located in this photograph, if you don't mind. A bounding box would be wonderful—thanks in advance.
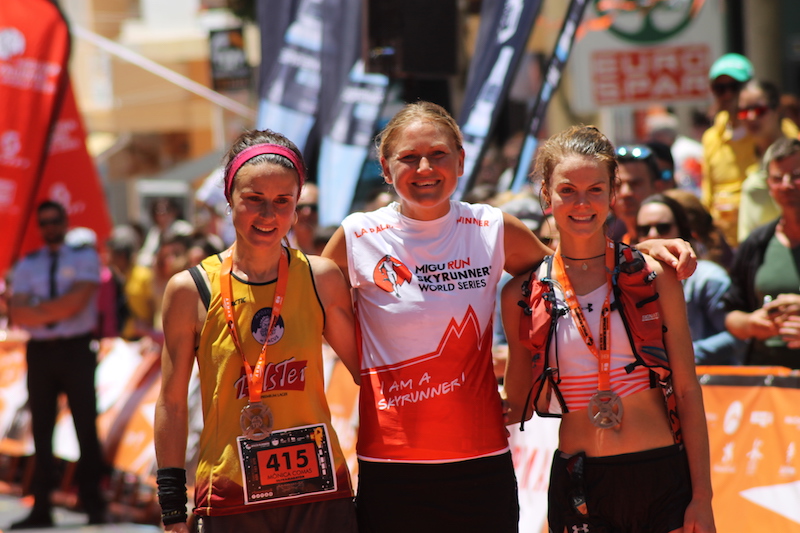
[701,53,755,246]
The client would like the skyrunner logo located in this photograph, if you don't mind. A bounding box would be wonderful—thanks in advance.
[372,255,492,295]
[373,255,412,297]
[415,258,490,292]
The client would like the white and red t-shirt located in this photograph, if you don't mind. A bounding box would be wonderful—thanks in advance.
[342,201,509,463]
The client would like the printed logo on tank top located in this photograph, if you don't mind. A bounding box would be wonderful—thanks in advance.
[455,215,490,227]
[414,257,490,293]
[251,307,285,345]
[235,357,308,397]
[373,306,486,410]
[353,223,396,238]
[371,255,493,297]
[372,255,413,296]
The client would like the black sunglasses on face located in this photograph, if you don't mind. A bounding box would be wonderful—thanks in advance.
[38,217,65,227]
[711,80,742,96]
[636,222,673,238]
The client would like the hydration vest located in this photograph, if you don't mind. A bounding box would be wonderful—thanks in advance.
[516,242,682,443]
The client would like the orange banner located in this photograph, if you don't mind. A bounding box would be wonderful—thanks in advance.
[0,0,70,275]
[700,367,800,531]
[15,80,112,258]
[3,337,798,531]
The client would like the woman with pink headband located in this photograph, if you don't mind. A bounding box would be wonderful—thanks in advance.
[154,130,360,532]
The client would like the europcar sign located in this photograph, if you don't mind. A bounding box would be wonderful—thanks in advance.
[569,0,724,112]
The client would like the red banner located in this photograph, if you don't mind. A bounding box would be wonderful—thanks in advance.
[0,0,70,275]
[15,79,112,258]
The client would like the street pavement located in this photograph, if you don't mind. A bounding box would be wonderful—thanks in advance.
[0,495,160,533]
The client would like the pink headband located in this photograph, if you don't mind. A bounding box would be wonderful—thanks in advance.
[224,143,306,201]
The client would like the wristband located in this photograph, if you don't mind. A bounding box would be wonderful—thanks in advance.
[157,467,188,525]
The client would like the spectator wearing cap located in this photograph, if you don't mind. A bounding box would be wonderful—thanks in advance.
[738,80,799,242]
[701,53,756,246]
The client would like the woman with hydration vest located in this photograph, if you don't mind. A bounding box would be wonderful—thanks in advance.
[502,125,715,533]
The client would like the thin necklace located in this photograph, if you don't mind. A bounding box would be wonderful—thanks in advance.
[560,252,605,271]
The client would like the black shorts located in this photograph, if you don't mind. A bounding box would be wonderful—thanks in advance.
[356,452,519,533]
[548,444,691,533]
[197,497,357,533]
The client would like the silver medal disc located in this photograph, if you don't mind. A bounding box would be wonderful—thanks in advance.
[587,390,623,429]
[240,402,274,441]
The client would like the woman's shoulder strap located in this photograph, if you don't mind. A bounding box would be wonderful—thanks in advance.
[188,264,211,310]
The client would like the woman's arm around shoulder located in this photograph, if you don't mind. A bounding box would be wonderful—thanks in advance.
[647,255,716,533]
[308,254,360,385]
[500,271,536,425]
[636,238,697,280]
[502,212,552,276]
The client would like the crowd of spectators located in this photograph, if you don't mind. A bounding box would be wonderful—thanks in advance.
[478,52,800,370]
[0,48,798,531]
[88,51,799,372]
[9,52,796,376]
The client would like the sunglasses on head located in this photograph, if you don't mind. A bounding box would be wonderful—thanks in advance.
[711,80,743,96]
[737,104,770,120]
[616,145,653,161]
[636,222,673,238]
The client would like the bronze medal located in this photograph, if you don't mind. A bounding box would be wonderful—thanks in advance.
[587,390,623,429]
[240,401,274,441]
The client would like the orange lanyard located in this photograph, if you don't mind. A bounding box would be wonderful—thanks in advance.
[220,246,289,404]
[553,238,615,392]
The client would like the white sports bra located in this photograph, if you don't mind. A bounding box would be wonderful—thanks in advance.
[548,281,653,412]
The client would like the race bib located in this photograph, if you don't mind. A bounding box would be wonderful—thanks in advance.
[237,423,337,504]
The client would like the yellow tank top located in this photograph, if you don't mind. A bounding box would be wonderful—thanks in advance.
[193,248,352,516]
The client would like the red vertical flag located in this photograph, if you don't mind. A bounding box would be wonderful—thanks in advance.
[15,80,112,258]
[0,0,70,275]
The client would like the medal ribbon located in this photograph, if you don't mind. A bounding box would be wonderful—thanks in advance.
[220,246,289,403]
[553,238,615,392]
